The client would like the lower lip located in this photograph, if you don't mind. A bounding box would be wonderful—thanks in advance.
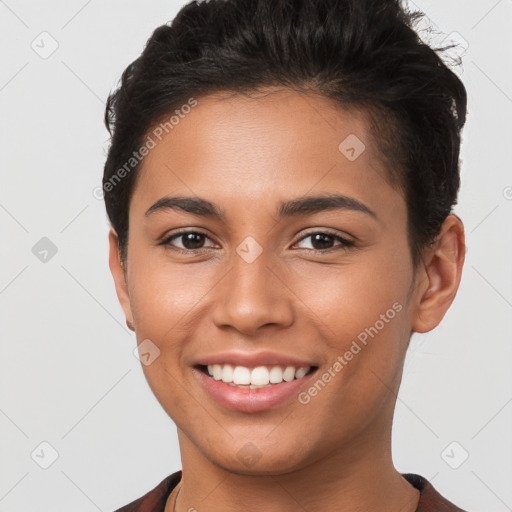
[193,367,317,413]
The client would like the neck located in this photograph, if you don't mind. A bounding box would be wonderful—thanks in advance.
[168,419,419,512]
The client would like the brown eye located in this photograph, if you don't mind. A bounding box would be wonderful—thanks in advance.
[162,231,215,252]
[178,232,207,250]
[295,231,355,252]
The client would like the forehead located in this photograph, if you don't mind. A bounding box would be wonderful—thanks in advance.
[132,88,401,220]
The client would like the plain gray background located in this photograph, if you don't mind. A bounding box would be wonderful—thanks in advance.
[0,0,511,510]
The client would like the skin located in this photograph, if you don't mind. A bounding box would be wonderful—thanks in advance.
[108,88,465,512]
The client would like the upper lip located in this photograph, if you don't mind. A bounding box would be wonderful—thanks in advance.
[195,350,317,369]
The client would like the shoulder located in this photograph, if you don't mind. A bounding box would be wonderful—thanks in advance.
[112,471,182,512]
[402,473,469,512]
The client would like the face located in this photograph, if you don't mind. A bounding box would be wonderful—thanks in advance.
[110,89,436,475]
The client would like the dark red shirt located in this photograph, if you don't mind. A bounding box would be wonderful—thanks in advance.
[113,471,468,512]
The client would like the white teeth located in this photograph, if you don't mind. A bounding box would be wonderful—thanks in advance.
[232,366,251,385]
[250,366,270,386]
[212,364,223,380]
[282,366,295,382]
[221,364,234,383]
[205,364,312,386]
[269,366,283,383]
[295,367,308,379]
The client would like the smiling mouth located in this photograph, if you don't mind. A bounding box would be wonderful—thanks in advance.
[196,364,318,389]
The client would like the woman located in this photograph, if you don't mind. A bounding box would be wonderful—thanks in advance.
[103,0,468,510]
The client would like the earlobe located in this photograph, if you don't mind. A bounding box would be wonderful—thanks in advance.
[108,228,135,330]
[411,215,465,333]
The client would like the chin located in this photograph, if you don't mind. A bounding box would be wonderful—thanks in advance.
[204,441,313,477]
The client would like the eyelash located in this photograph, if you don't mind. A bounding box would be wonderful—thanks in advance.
[159,229,355,255]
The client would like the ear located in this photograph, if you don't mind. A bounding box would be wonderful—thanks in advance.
[411,214,465,333]
[108,228,135,330]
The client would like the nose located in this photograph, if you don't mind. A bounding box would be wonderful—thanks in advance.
[211,248,294,336]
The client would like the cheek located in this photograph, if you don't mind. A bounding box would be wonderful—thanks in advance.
[291,248,413,410]
[291,259,411,436]
[128,251,214,342]
[291,248,412,342]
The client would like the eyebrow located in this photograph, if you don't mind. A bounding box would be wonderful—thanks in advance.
[145,193,377,220]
